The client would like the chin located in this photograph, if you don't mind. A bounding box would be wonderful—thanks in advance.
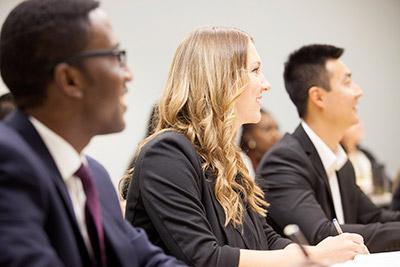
[101,120,126,135]
[115,120,126,133]
[246,116,261,124]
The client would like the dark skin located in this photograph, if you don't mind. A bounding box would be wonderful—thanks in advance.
[26,9,132,153]
[244,112,282,170]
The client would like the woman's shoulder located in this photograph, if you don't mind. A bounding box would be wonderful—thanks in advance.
[138,130,201,168]
[144,130,195,152]
[149,130,191,145]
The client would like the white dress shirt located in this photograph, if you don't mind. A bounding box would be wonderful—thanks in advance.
[29,117,93,253]
[301,121,348,224]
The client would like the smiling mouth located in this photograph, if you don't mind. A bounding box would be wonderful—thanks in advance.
[120,96,128,112]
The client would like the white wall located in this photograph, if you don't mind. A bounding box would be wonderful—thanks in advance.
[1,0,399,185]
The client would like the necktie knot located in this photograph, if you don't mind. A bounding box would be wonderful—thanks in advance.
[75,164,98,204]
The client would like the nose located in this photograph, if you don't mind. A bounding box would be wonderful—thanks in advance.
[353,82,363,99]
[124,64,134,82]
[260,72,271,92]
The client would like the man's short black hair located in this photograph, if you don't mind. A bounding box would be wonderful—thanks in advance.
[283,44,344,118]
[0,0,99,109]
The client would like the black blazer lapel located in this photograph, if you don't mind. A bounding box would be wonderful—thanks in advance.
[5,110,79,227]
[336,161,357,223]
[292,125,336,209]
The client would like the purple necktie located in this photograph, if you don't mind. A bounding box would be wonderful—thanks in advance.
[75,164,107,267]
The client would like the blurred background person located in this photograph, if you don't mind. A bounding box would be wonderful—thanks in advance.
[239,108,282,178]
[391,171,400,211]
[341,122,392,207]
[0,92,15,120]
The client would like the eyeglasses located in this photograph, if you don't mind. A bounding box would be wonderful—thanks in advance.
[52,47,127,69]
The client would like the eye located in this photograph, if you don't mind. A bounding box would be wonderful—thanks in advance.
[115,50,127,66]
[251,67,260,74]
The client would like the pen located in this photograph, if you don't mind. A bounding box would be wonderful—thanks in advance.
[284,224,309,258]
[332,218,343,234]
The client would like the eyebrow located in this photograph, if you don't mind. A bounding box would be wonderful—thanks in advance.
[111,43,120,49]
[249,61,261,68]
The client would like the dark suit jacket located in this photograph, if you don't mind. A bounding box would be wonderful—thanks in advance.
[125,131,292,267]
[257,124,400,253]
[0,110,184,267]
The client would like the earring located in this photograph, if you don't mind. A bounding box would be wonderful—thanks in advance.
[248,140,256,150]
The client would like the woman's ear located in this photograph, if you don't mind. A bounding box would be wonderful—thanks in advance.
[53,63,84,98]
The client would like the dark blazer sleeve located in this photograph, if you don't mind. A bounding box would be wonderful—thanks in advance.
[122,222,188,267]
[127,132,240,267]
[262,219,292,250]
[257,135,400,252]
[0,131,65,267]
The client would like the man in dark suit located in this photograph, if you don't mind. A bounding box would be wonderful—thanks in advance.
[0,0,186,266]
[257,44,400,253]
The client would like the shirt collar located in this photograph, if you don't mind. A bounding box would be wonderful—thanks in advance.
[29,116,84,181]
[301,121,347,175]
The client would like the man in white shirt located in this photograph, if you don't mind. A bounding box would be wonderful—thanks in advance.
[0,0,185,266]
[257,44,400,253]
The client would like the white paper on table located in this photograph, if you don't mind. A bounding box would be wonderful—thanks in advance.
[331,251,400,267]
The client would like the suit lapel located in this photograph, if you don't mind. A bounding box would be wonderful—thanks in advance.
[86,159,125,266]
[292,125,335,206]
[5,110,79,228]
[336,161,356,223]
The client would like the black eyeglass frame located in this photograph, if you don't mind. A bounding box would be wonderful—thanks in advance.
[50,47,127,70]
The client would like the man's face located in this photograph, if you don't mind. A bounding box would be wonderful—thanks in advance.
[78,9,132,135]
[323,59,363,131]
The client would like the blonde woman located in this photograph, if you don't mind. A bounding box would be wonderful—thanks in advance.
[123,27,368,267]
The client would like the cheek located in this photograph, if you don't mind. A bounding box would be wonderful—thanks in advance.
[236,90,250,111]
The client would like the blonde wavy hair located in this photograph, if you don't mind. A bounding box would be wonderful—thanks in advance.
[122,26,268,227]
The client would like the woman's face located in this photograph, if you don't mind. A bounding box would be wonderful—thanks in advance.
[235,41,270,129]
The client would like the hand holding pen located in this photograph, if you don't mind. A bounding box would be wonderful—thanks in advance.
[332,218,343,234]
[332,218,370,255]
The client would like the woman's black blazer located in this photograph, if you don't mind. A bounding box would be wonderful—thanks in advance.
[125,131,291,267]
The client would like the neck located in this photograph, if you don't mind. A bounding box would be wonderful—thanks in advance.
[304,117,344,152]
[27,107,92,153]
[342,141,357,153]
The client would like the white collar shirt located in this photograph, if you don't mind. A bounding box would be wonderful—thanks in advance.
[301,121,348,224]
[29,116,93,253]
